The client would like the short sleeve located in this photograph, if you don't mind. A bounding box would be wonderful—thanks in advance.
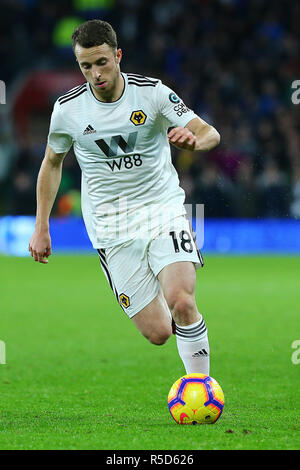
[47,101,73,154]
[156,82,198,129]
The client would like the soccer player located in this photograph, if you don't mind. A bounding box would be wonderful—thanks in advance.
[29,20,220,376]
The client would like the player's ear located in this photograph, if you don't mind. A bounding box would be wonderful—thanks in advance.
[116,48,122,64]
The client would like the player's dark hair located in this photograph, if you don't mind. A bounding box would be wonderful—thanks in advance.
[72,19,118,51]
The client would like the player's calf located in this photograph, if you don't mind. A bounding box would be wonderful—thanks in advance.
[131,293,172,346]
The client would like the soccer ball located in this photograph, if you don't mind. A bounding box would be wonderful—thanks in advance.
[167,373,225,424]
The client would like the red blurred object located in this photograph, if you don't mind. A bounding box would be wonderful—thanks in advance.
[12,70,84,142]
[57,193,74,216]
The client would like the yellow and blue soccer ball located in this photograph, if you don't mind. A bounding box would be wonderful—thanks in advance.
[167,373,225,424]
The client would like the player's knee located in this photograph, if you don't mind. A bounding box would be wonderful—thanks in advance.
[168,292,196,324]
[149,333,170,346]
[147,325,172,346]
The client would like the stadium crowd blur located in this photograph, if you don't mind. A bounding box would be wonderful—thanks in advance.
[1,0,300,218]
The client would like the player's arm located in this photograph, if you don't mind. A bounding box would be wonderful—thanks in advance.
[29,144,68,264]
[168,117,220,152]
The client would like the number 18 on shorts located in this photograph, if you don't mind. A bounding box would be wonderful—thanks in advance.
[98,216,204,318]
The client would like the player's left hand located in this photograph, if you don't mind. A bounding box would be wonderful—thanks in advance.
[168,127,196,150]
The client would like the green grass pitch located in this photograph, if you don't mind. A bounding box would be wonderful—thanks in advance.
[0,254,299,450]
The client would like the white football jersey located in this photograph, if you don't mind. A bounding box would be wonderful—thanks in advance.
[48,72,198,248]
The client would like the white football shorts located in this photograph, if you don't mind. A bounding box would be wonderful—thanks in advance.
[97,215,204,318]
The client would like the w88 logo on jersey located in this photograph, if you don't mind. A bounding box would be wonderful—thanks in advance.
[106,154,143,171]
[94,133,143,171]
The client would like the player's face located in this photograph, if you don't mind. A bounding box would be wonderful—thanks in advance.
[75,43,123,101]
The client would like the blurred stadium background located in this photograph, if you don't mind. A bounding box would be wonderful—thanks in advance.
[1,0,300,255]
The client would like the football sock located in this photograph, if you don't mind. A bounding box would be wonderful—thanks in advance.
[175,316,210,375]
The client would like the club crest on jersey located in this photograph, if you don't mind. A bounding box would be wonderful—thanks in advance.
[119,293,130,309]
[130,110,147,126]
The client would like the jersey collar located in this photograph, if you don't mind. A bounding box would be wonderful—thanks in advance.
[87,73,127,106]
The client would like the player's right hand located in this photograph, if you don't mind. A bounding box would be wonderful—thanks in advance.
[28,230,52,264]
